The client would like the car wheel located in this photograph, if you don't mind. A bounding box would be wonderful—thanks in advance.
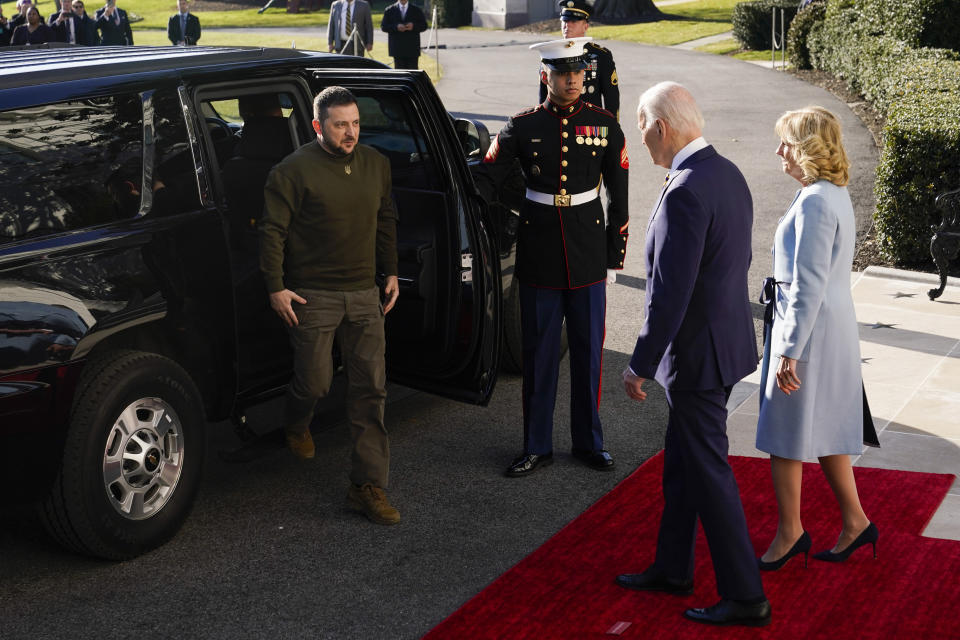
[39,350,205,560]
[500,278,568,374]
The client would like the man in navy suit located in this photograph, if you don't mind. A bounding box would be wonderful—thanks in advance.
[380,0,427,70]
[167,0,200,45]
[615,82,770,627]
[95,0,133,46]
[48,2,80,44]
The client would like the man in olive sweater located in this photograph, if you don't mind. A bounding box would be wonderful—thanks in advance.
[259,86,401,525]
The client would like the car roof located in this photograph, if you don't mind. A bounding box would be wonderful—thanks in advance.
[0,44,386,90]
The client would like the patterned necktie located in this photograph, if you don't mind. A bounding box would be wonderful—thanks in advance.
[662,172,670,187]
[346,2,353,35]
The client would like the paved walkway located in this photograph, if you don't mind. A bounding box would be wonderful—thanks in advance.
[728,268,960,540]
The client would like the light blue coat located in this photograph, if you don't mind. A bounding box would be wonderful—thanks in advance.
[756,180,863,460]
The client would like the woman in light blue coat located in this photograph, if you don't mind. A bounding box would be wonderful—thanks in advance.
[756,106,877,570]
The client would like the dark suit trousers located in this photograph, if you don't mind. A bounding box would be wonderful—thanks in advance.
[519,281,605,455]
[393,56,418,69]
[654,386,764,601]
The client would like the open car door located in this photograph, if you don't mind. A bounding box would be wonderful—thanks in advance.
[309,69,500,405]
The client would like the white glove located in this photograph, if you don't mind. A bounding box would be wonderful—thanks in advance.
[607,269,617,285]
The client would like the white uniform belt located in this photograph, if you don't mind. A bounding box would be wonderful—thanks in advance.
[525,188,598,207]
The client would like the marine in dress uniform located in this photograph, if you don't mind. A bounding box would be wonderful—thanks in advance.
[538,0,620,121]
[480,37,629,476]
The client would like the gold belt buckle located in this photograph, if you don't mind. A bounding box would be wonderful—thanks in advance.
[554,194,571,207]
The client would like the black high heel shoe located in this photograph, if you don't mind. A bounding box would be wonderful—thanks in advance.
[813,523,879,563]
[757,531,812,571]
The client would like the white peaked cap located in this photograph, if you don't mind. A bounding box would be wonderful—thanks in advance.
[529,36,592,71]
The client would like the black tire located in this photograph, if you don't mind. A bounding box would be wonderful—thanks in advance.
[39,350,205,560]
[500,278,568,374]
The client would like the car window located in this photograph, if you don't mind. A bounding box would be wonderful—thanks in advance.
[354,93,441,190]
[0,95,143,244]
[151,89,202,216]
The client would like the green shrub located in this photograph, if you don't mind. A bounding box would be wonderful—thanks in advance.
[732,0,800,51]
[807,2,960,264]
[874,62,960,262]
[786,1,826,70]
[848,0,959,51]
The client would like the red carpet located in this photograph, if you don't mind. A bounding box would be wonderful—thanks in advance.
[425,454,960,639]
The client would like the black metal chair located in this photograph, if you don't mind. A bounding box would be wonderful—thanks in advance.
[928,186,960,300]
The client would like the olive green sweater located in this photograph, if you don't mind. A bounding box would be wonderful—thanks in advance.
[259,140,398,293]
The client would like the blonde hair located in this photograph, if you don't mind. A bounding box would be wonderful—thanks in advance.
[775,106,850,186]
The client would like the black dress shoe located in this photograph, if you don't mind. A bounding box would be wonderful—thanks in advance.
[683,599,771,627]
[571,448,615,471]
[615,568,693,595]
[505,452,553,477]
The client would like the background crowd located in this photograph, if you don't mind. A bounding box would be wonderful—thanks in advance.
[0,0,200,46]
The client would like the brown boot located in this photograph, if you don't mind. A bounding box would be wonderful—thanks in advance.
[347,483,401,525]
[284,429,315,459]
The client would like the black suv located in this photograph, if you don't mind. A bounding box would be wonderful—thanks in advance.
[0,45,514,559]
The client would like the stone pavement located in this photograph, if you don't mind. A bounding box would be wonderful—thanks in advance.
[727,267,960,541]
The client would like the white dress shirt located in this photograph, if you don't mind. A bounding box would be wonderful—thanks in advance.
[669,136,708,176]
[339,0,354,41]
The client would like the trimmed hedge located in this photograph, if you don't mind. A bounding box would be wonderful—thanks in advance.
[786,1,825,70]
[875,63,960,261]
[732,0,800,51]
[807,2,960,262]
[845,0,959,51]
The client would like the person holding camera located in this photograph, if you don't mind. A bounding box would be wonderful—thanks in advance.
[48,0,81,44]
[95,0,132,46]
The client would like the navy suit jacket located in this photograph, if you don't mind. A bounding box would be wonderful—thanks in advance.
[630,145,758,391]
[95,6,133,45]
[380,2,426,58]
[167,12,200,45]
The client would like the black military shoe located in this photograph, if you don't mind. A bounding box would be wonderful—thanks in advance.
[505,452,553,477]
[683,599,772,627]
[616,567,693,595]
[571,448,615,471]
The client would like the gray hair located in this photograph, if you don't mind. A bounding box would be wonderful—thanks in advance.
[636,81,704,137]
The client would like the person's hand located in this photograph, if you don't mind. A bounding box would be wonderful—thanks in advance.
[404,21,413,30]
[623,368,647,402]
[366,43,373,52]
[269,289,306,327]
[776,356,801,395]
[328,43,335,52]
[382,275,399,314]
[607,269,617,285]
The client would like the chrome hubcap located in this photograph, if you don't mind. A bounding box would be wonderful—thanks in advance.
[102,397,184,520]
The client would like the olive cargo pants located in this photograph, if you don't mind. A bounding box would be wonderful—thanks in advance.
[283,287,390,488]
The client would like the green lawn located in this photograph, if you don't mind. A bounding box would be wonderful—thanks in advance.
[133,29,441,83]
[695,37,779,63]
[588,0,742,47]
[694,37,740,55]
[0,0,411,29]
[5,0,760,66]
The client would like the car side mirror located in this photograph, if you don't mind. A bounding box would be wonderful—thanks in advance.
[454,118,491,160]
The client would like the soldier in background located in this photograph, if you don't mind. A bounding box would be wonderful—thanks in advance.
[539,0,620,121]
[481,37,629,477]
